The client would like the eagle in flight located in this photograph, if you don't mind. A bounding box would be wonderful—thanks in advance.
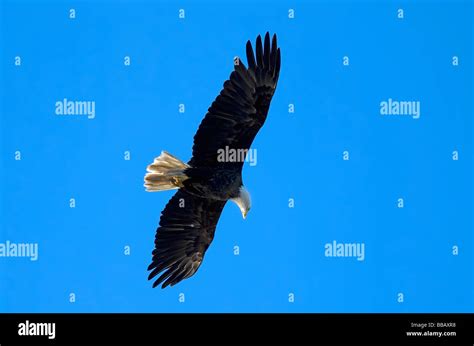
[144,32,281,288]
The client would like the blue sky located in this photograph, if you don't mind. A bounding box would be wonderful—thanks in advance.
[0,0,472,312]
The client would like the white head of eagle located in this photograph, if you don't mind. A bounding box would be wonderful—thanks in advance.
[231,185,251,219]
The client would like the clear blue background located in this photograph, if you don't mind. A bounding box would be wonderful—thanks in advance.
[0,0,472,312]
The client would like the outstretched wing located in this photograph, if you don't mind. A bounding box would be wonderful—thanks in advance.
[189,32,281,168]
[147,189,226,288]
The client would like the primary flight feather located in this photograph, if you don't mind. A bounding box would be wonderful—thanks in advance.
[144,32,281,288]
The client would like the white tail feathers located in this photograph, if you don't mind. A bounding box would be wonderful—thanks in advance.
[144,151,189,192]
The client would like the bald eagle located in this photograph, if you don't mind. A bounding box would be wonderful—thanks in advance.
[144,32,281,288]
